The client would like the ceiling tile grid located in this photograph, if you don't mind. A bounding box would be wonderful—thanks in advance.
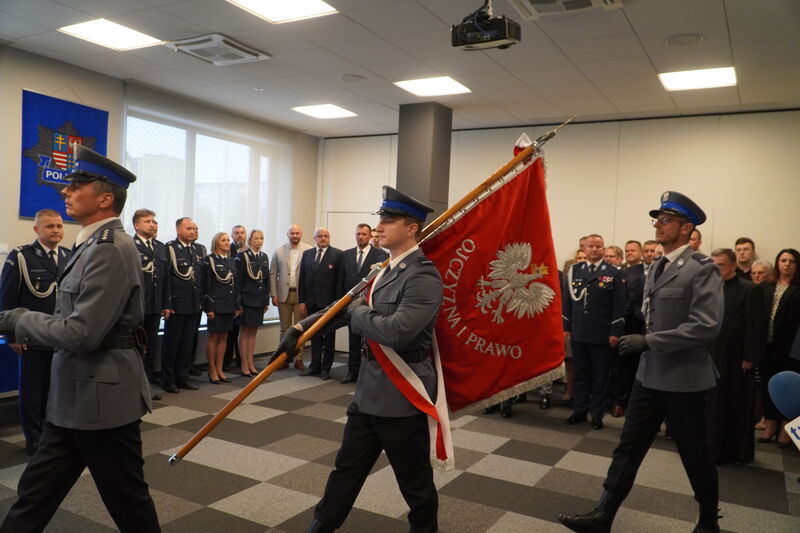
[0,0,797,137]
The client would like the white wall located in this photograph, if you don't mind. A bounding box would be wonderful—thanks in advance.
[0,47,322,358]
[320,111,800,268]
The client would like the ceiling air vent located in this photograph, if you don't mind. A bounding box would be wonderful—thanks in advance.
[164,34,269,66]
[508,0,623,20]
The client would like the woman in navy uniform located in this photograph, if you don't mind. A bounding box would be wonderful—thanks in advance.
[235,229,270,377]
[203,232,241,384]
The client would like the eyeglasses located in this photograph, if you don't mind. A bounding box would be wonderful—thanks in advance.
[651,215,687,227]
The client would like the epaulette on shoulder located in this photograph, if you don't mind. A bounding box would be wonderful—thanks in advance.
[97,227,115,244]
[418,257,434,265]
[15,244,31,252]
[691,252,712,264]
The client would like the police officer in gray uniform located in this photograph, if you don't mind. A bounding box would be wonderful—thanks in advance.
[0,146,160,532]
[558,191,724,533]
[275,186,442,533]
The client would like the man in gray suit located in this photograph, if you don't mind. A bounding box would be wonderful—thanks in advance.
[270,224,312,369]
[275,186,442,533]
[559,191,723,533]
[0,146,160,532]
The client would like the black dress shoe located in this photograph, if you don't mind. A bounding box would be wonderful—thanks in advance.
[565,413,587,425]
[340,374,357,384]
[691,525,720,533]
[592,418,604,430]
[301,369,321,377]
[176,381,199,390]
[540,394,551,409]
[189,367,201,376]
[320,371,330,380]
[500,406,513,418]
[163,383,179,394]
[483,404,500,415]
[151,393,162,401]
[558,509,613,533]
[307,519,335,533]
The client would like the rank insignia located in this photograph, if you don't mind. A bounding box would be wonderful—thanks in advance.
[399,262,407,270]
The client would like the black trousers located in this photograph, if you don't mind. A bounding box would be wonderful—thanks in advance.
[0,420,160,533]
[346,326,363,376]
[603,382,718,510]
[161,312,200,384]
[17,348,52,447]
[315,408,437,532]
[609,352,640,408]
[572,341,611,420]
[309,305,336,373]
[142,314,162,381]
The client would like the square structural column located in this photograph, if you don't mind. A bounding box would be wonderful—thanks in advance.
[396,102,452,220]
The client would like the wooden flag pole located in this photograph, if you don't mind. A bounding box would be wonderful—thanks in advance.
[168,116,574,465]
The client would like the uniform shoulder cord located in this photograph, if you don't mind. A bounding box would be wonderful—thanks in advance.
[16,252,56,298]
[566,264,588,303]
[208,255,234,285]
[243,250,263,281]
[168,244,194,281]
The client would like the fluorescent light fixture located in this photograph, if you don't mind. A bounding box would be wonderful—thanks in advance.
[58,19,161,50]
[658,67,737,91]
[292,104,357,119]
[226,0,337,24]
[394,76,471,97]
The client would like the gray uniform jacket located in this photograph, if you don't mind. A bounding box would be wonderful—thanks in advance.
[301,248,443,417]
[14,218,151,430]
[637,246,723,392]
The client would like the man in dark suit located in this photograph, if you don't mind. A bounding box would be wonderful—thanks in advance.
[162,217,204,393]
[559,191,724,533]
[0,209,71,455]
[298,227,343,379]
[338,223,388,383]
[563,234,627,430]
[132,208,171,400]
[610,240,646,417]
[0,146,160,532]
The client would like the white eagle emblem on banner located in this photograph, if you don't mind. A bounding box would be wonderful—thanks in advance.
[475,242,555,324]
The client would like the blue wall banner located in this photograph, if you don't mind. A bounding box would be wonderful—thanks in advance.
[20,90,108,221]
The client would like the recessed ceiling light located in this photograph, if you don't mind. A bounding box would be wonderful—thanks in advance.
[292,104,357,119]
[58,19,161,50]
[394,76,471,97]
[658,67,737,91]
[226,0,337,24]
[252,87,265,92]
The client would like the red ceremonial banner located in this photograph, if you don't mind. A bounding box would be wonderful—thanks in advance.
[420,157,565,412]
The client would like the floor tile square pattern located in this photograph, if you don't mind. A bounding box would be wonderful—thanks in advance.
[0,353,798,532]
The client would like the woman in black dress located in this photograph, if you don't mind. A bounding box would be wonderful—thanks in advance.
[235,229,270,377]
[759,249,800,448]
[203,232,241,384]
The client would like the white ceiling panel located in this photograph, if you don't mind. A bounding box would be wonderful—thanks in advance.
[1,0,90,28]
[535,9,633,41]
[4,0,798,137]
[386,29,460,60]
[514,64,589,87]
[285,13,378,47]
[329,39,416,66]
[160,0,263,33]
[273,48,356,73]
[670,86,741,110]
[56,0,153,18]
[345,1,447,38]
[576,57,657,82]
[557,33,647,64]
[364,59,440,82]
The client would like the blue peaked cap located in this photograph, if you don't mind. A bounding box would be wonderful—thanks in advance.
[649,191,706,226]
[65,145,136,189]
[375,186,434,222]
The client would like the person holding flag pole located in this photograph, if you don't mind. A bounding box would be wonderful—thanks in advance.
[162,117,575,532]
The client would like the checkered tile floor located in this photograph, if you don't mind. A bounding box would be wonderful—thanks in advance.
[0,353,798,532]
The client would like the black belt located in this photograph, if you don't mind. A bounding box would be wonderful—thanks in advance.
[365,345,430,363]
[96,327,147,353]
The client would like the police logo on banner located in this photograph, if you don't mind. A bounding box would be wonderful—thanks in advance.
[20,90,108,220]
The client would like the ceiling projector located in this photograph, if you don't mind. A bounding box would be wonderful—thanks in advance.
[451,0,521,51]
